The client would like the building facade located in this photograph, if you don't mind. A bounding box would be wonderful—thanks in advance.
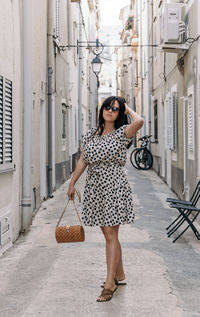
[121,0,200,203]
[0,0,100,255]
[148,0,200,201]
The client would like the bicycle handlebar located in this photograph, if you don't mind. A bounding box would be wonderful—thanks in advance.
[138,135,152,141]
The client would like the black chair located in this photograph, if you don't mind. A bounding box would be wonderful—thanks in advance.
[166,181,200,243]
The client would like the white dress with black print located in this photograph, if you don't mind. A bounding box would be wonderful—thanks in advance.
[82,124,134,227]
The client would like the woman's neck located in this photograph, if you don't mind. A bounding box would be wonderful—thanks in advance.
[102,122,115,135]
[103,122,115,134]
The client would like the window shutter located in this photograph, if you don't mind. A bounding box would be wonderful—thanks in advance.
[54,0,60,41]
[167,93,177,151]
[0,76,3,164]
[172,92,177,150]
[167,96,173,149]
[4,79,12,163]
[188,93,194,153]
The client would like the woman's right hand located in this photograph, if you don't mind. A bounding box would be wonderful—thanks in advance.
[67,184,75,200]
[124,103,130,115]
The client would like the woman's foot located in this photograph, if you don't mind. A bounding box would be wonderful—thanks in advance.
[101,278,127,288]
[96,286,118,302]
[115,272,126,282]
[101,272,126,288]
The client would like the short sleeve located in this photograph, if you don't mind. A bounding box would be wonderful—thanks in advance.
[114,125,133,146]
[82,128,96,146]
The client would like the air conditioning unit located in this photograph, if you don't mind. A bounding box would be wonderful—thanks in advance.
[160,3,189,53]
[160,3,184,44]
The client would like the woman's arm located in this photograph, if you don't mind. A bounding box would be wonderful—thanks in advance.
[67,147,87,200]
[124,104,144,138]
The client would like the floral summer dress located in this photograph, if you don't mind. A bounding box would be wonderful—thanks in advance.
[82,124,134,227]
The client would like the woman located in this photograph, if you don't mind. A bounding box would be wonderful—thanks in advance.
[67,96,143,302]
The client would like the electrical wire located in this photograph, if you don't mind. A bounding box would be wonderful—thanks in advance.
[100,55,133,62]
[59,44,159,49]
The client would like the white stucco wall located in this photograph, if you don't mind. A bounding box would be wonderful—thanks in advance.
[0,0,22,246]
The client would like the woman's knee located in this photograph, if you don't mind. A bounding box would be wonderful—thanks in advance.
[102,226,119,242]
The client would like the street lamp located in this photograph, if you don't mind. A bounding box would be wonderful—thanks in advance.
[91,55,102,79]
[91,55,102,122]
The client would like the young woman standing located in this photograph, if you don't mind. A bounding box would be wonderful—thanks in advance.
[67,96,144,302]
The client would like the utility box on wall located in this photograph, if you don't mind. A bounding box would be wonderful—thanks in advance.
[0,213,12,256]
[160,3,184,44]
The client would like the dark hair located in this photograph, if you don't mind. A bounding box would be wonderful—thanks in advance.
[95,96,132,148]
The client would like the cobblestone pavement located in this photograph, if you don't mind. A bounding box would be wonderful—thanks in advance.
[0,154,200,317]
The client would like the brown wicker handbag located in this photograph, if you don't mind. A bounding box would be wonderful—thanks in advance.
[55,190,85,243]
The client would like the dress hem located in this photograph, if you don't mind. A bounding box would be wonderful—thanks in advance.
[82,219,135,227]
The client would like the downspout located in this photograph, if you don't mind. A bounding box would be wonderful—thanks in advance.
[147,0,152,149]
[78,8,83,153]
[139,1,144,127]
[47,0,54,198]
[47,67,53,198]
[131,57,135,111]
[22,0,32,230]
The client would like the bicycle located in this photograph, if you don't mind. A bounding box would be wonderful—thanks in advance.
[130,135,154,170]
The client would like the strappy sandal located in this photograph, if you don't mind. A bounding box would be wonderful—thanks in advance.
[101,278,127,288]
[96,286,118,302]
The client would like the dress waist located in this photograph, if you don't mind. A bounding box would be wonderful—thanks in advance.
[87,161,123,187]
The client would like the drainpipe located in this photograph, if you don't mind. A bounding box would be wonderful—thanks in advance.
[78,9,83,154]
[131,57,135,111]
[47,67,53,198]
[147,0,152,149]
[22,0,32,230]
[139,1,144,129]
[47,0,54,198]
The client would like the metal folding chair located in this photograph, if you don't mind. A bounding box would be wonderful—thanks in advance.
[166,181,200,242]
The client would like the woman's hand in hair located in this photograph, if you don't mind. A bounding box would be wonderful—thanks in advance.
[124,106,144,138]
[124,103,129,115]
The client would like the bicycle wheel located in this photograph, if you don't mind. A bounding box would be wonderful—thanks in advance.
[135,148,153,170]
[130,148,141,169]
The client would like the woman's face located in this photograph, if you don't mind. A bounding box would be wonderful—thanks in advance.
[102,100,120,123]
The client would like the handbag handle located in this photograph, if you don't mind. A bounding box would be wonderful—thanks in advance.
[56,189,83,227]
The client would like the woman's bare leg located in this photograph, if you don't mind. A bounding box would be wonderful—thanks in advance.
[100,225,124,289]
[101,226,125,282]
[115,242,126,281]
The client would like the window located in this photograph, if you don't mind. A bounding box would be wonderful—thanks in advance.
[0,76,13,169]
[167,92,177,151]
[154,100,158,142]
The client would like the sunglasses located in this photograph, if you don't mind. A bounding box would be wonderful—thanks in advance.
[104,105,120,112]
